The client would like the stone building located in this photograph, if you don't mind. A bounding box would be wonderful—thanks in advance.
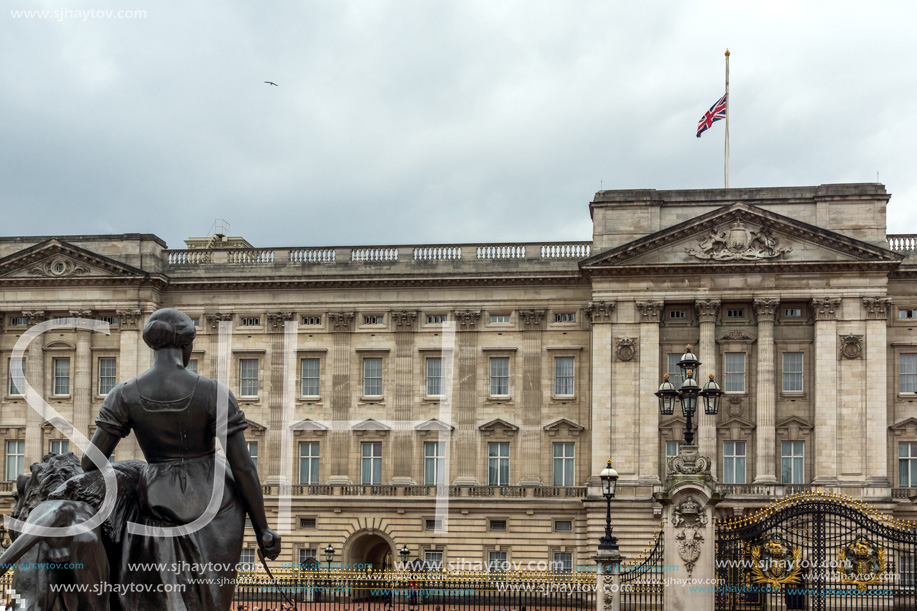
[1,183,916,570]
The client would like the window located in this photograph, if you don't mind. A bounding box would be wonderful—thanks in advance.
[489,519,507,531]
[98,316,119,325]
[784,308,803,318]
[98,357,117,395]
[302,316,322,325]
[5,440,24,480]
[240,359,258,397]
[424,551,443,571]
[192,319,200,327]
[554,520,572,532]
[900,443,917,488]
[666,441,681,463]
[726,308,745,318]
[426,358,443,396]
[781,441,804,484]
[301,358,320,396]
[425,519,442,531]
[363,358,383,396]
[490,315,510,323]
[724,353,746,393]
[240,317,260,327]
[782,353,803,393]
[554,357,575,396]
[300,518,316,529]
[424,441,445,485]
[901,355,917,393]
[361,442,382,485]
[9,317,27,327]
[669,310,687,319]
[426,315,446,324]
[553,443,575,486]
[488,551,508,573]
[553,552,573,573]
[299,548,317,567]
[247,442,258,470]
[8,358,25,396]
[900,310,917,319]
[299,442,319,485]
[900,555,916,587]
[186,359,198,374]
[488,442,510,486]
[363,315,384,325]
[239,548,256,571]
[723,441,746,484]
[53,358,70,395]
[666,354,684,388]
[490,357,509,396]
[49,440,69,455]
[554,313,575,323]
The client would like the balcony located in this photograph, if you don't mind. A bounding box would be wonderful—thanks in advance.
[260,484,588,499]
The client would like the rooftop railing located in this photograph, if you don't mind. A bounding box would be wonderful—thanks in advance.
[165,241,591,267]
[260,483,588,498]
[888,234,917,253]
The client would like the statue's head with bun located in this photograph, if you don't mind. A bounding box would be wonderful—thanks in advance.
[142,309,196,366]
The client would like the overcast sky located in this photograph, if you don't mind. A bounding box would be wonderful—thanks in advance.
[2,1,915,250]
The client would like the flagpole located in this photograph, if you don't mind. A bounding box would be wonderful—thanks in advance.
[724,49,730,188]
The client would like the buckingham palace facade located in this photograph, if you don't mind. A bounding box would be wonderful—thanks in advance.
[2,183,917,569]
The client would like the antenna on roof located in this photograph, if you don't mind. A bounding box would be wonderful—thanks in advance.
[207,219,230,249]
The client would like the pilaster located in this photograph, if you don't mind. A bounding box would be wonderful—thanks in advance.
[117,309,144,460]
[695,299,720,478]
[391,310,418,485]
[328,311,355,484]
[23,310,46,469]
[863,297,892,485]
[266,312,295,483]
[518,309,546,486]
[70,309,93,456]
[452,309,481,485]
[636,300,663,484]
[753,298,779,483]
[812,297,841,484]
[586,301,615,484]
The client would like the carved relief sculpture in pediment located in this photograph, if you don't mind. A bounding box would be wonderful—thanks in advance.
[685,220,791,262]
[28,256,90,278]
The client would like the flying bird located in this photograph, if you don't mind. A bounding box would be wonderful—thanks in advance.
[264,81,278,86]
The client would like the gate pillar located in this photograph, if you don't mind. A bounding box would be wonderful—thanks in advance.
[654,445,720,611]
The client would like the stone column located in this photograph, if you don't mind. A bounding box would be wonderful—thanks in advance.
[328,312,355,485]
[519,309,546,486]
[70,309,93,457]
[117,310,144,460]
[812,297,841,484]
[753,298,779,483]
[662,487,716,611]
[23,310,46,468]
[863,297,892,485]
[636,301,663,484]
[452,310,481,485]
[391,310,418,485]
[586,302,615,484]
[594,547,624,611]
[266,312,295,484]
[695,299,720,477]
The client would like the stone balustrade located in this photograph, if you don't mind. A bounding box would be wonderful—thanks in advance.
[163,241,592,271]
[259,484,588,498]
[888,234,917,253]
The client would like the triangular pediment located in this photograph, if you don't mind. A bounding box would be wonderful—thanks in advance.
[245,418,267,432]
[290,418,328,431]
[41,417,75,434]
[352,418,391,431]
[0,239,147,279]
[581,203,901,273]
[717,415,756,430]
[478,418,518,433]
[543,418,585,432]
[775,415,813,431]
[415,418,454,432]
[889,417,917,433]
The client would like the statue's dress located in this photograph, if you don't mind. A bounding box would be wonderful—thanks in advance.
[96,375,248,611]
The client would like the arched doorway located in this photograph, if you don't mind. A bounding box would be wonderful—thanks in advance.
[345,531,394,571]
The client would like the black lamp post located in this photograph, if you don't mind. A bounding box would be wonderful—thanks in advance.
[655,344,723,445]
[399,544,410,568]
[598,459,619,551]
[322,544,334,604]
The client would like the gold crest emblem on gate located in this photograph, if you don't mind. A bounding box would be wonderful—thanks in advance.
[838,536,886,591]
[749,535,803,590]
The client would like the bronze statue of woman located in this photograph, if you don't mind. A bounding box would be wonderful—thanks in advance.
[82,308,281,610]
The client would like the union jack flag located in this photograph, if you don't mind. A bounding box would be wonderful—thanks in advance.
[696,93,727,138]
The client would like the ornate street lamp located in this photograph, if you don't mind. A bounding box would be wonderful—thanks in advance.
[325,544,335,566]
[598,459,619,551]
[399,544,410,565]
[655,345,722,446]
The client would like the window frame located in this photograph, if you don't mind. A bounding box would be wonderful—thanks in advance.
[425,357,443,397]
[361,441,382,485]
[52,357,71,396]
[487,441,510,486]
[552,442,575,487]
[300,357,321,397]
[424,441,445,486]
[781,441,805,484]
[781,352,804,394]
[901,354,917,395]
[49,439,70,455]
[98,356,117,396]
[722,440,747,485]
[724,352,746,394]
[6,440,24,481]
[239,358,259,398]
[8,357,26,397]
[362,357,383,398]
[553,357,575,397]
[489,357,510,397]
[900,442,917,488]
[299,441,320,485]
